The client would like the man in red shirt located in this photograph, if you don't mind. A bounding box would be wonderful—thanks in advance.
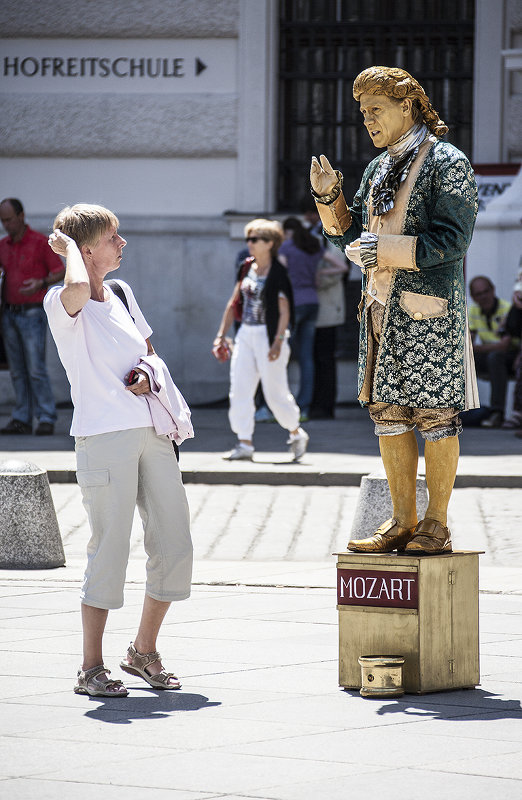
[0,198,65,435]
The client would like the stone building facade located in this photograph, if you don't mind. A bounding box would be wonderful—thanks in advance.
[0,0,520,405]
[0,0,278,404]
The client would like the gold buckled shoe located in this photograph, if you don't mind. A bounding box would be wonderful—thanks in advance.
[404,518,452,555]
[347,518,416,553]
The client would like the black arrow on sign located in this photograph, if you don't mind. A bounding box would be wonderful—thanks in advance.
[195,58,207,76]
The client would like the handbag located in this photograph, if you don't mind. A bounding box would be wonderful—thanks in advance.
[231,258,253,322]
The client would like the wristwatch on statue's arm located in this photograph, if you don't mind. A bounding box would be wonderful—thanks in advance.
[310,155,352,237]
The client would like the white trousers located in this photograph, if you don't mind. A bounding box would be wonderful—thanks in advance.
[75,427,193,610]
[229,324,300,440]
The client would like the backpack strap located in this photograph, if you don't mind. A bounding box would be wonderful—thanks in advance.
[106,279,134,321]
[106,278,180,462]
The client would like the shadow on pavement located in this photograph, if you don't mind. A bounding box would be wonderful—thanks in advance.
[358,688,522,720]
[83,690,222,724]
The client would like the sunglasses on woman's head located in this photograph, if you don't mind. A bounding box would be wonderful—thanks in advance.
[245,236,268,243]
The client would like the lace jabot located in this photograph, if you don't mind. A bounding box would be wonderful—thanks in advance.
[371,122,430,216]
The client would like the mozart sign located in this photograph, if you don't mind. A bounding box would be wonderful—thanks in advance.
[337,568,418,609]
[0,38,236,94]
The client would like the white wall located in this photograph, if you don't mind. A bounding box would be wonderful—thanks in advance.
[0,158,237,217]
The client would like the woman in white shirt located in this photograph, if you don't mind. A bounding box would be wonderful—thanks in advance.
[45,204,193,697]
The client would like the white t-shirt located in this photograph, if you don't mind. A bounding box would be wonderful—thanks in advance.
[44,280,154,436]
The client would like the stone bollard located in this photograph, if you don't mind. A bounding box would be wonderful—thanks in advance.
[349,472,428,541]
[0,460,65,569]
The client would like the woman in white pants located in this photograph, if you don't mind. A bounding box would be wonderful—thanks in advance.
[45,204,193,697]
[213,218,309,461]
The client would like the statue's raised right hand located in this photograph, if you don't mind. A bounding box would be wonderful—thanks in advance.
[310,154,339,196]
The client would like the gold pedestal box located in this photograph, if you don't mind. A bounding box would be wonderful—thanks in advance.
[336,551,481,694]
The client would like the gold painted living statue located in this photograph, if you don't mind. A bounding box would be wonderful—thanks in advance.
[310,66,479,555]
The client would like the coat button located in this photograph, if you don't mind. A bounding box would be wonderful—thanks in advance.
[413,311,423,320]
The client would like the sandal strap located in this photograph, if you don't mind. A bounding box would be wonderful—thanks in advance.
[96,677,125,690]
[127,642,161,670]
[79,664,110,682]
[77,665,125,691]
[414,518,449,538]
[150,669,179,686]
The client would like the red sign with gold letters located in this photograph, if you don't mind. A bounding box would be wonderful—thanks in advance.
[337,568,418,609]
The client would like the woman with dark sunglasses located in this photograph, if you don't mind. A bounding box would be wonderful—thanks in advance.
[212,218,309,461]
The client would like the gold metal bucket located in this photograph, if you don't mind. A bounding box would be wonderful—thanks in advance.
[358,655,405,698]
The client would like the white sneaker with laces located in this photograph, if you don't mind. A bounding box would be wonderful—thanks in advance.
[223,442,254,461]
[287,427,309,461]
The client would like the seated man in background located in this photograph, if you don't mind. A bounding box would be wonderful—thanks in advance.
[468,275,517,428]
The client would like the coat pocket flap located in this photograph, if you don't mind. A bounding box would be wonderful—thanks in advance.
[76,469,109,488]
[399,291,448,320]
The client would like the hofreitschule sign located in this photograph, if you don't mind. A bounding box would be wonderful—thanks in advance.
[0,39,236,94]
[3,56,198,79]
[337,568,419,609]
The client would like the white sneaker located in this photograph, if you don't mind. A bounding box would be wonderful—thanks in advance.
[223,443,254,461]
[287,427,309,461]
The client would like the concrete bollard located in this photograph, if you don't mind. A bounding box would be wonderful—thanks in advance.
[349,472,428,541]
[0,460,65,569]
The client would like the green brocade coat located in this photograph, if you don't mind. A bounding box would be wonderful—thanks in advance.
[326,141,478,410]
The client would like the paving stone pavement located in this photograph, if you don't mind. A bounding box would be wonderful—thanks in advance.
[49,482,522,569]
[0,405,521,797]
[0,581,521,799]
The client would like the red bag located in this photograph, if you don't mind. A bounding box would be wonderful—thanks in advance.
[231,258,253,322]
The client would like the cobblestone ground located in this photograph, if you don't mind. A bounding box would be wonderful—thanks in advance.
[51,484,522,568]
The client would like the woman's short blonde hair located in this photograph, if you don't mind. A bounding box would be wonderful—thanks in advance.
[352,66,449,137]
[244,218,284,255]
[53,203,119,250]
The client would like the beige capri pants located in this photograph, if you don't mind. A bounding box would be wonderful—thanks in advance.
[75,426,193,610]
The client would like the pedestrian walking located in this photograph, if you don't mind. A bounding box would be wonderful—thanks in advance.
[212,218,309,462]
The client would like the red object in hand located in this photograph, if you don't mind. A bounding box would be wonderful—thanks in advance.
[213,341,231,362]
[125,369,140,385]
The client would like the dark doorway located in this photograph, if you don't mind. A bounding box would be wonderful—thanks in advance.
[278,0,475,210]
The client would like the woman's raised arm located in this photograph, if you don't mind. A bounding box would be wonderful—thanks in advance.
[48,229,91,317]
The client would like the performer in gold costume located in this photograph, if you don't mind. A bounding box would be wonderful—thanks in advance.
[310,67,478,555]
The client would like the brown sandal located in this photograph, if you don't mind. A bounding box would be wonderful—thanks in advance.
[120,642,181,690]
[74,665,128,697]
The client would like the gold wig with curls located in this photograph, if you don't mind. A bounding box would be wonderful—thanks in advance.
[353,66,448,138]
